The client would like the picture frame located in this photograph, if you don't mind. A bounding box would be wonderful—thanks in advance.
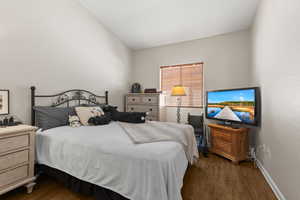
[0,90,9,115]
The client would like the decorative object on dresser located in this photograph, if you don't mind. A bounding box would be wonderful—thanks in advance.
[144,88,157,93]
[171,85,186,123]
[0,125,37,195]
[125,93,166,121]
[0,90,9,115]
[0,116,23,127]
[208,123,249,164]
[131,83,142,93]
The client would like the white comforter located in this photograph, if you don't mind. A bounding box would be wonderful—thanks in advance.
[36,122,189,200]
[119,121,199,164]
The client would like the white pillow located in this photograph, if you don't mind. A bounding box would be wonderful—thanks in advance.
[75,106,104,126]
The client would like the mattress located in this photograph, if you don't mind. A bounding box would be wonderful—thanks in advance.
[36,122,188,200]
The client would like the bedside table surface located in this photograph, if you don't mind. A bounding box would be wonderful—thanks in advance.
[208,123,248,132]
[0,125,37,136]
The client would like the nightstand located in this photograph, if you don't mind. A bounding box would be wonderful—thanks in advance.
[0,125,37,195]
[208,123,249,164]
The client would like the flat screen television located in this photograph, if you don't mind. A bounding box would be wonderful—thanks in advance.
[206,87,260,126]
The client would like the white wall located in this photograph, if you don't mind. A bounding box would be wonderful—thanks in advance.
[132,30,252,123]
[0,0,132,123]
[251,0,300,199]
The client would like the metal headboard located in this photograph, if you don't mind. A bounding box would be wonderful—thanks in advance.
[30,86,108,126]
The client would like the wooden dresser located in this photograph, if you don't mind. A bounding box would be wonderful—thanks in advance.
[0,125,37,195]
[208,124,249,164]
[125,93,166,121]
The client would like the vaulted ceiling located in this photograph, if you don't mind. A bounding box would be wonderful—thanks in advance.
[79,0,260,50]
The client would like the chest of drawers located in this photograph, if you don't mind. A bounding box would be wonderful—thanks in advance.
[208,124,249,164]
[0,125,37,195]
[125,93,166,121]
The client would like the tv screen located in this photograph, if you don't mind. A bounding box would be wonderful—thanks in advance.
[206,87,259,125]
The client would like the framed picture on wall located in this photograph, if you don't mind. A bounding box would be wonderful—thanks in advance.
[0,90,9,115]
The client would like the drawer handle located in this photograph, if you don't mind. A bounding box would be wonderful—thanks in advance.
[132,99,135,101]
[131,108,134,111]
[148,99,151,101]
[149,108,153,111]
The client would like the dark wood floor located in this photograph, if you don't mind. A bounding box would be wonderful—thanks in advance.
[2,154,277,200]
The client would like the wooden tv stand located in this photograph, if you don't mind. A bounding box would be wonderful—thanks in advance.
[208,123,249,164]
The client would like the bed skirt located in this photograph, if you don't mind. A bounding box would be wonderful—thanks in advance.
[37,164,129,200]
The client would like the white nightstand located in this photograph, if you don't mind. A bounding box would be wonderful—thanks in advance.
[0,125,37,195]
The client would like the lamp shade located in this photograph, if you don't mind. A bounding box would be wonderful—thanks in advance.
[171,85,186,96]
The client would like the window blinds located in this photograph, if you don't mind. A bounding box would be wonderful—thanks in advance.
[160,63,203,107]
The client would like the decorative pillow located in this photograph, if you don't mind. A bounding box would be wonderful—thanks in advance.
[112,111,146,123]
[102,105,118,113]
[88,114,111,126]
[33,106,76,130]
[69,115,81,128]
[75,106,104,126]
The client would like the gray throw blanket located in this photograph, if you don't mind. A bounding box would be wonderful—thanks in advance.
[118,121,199,165]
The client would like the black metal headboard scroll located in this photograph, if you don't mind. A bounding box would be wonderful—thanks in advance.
[30,86,108,126]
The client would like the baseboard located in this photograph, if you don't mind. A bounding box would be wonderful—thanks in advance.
[255,159,286,200]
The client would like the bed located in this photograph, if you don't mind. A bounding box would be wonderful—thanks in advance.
[31,86,198,200]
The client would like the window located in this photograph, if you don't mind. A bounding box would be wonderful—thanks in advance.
[160,62,204,107]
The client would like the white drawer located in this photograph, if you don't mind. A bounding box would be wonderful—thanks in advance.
[127,96,141,104]
[127,105,158,114]
[141,96,158,104]
[0,150,29,171]
[127,105,144,112]
[143,106,158,116]
[0,135,29,154]
[0,165,28,188]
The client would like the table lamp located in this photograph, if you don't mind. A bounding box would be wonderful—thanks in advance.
[171,85,186,123]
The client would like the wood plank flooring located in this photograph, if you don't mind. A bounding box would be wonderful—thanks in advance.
[2,154,277,200]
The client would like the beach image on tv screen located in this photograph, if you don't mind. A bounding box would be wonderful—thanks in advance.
[207,89,255,124]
